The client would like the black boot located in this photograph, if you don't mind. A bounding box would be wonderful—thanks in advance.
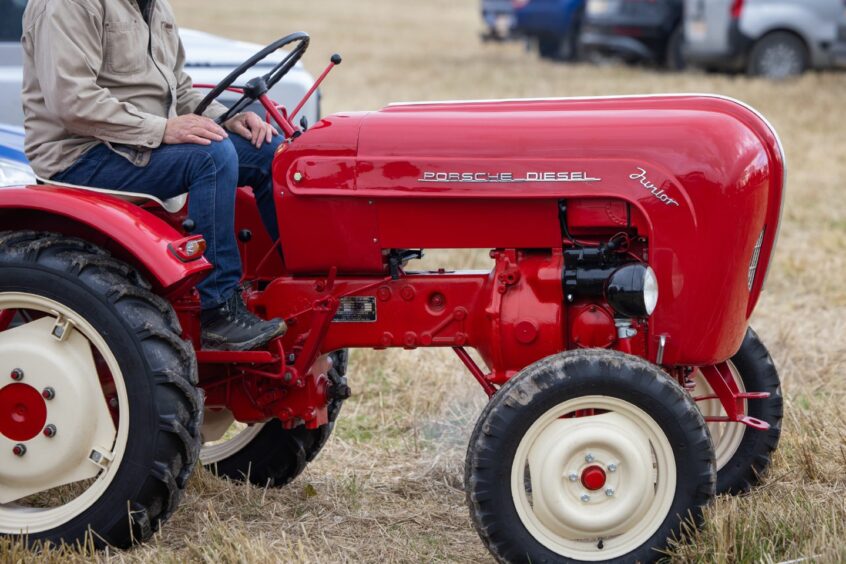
[201,292,287,351]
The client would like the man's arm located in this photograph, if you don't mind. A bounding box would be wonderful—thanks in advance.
[32,0,167,148]
[173,36,229,119]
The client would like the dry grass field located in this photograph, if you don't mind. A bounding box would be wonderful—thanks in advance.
[4,0,846,562]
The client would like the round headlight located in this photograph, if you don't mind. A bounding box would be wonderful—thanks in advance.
[605,264,659,318]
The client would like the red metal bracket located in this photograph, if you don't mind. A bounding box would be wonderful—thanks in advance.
[454,347,497,397]
[698,362,771,431]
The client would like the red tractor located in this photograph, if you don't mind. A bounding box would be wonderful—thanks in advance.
[0,33,783,562]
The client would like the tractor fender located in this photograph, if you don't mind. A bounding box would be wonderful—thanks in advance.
[0,185,211,295]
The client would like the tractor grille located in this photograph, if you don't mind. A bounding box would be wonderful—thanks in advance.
[748,228,765,291]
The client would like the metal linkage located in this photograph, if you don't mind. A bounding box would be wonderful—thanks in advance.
[698,362,771,430]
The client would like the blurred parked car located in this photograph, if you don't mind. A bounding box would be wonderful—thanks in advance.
[0,124,34,187]
[684,0,846,78]
[482,0,517,41]
[513,0,587,60]
[0,0,318,127]
[580,0,685,69]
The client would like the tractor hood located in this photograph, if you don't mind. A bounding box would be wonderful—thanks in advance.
[273,95,785,365]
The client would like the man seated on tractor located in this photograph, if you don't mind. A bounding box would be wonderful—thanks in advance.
[21,0,286,351]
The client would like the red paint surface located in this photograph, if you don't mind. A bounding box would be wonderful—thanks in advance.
[0,186,211,294]
[0,383,48,442]
[581,465,607,491]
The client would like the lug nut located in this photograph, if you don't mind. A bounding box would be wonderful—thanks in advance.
[605,488,615,497]
[607,463,617,473]
[43,424,57,438]
[568,472,579,482]
[10,368,23,381]
[13,444,26,457]
[42,387,55,400]
[580,494,590,503]
[109,397,119,408]
[585,453,595,463]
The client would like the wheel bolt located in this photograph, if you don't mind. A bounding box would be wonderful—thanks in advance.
[109,397,119,409]
[13,444,26,457]
[10,368,23,381]
[584,453,595,463]
[43,424,57,438]
[568,472,578,482]
[42,387,55,400]
[607,463,617,473]
[580,494,590,503]
[605,488,615,497]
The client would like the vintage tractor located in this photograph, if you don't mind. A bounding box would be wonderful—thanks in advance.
[0,33,783,562]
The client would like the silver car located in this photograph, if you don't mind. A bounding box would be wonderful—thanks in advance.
[0,0,318,127]
[683,0,846,78]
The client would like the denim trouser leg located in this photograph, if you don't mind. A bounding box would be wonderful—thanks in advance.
[53,136,276,309]
[229,133,282,242]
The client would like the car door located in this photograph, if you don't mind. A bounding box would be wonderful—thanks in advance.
[0,0,26,126]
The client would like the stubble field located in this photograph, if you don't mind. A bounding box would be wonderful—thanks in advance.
[4,0,846,562]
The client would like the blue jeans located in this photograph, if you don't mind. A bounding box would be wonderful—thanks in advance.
[54,134,282,309]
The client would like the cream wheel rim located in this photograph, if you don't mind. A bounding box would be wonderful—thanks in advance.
[511,395,676,561]
[200,408,265,464]
[692,362,747,470]
[0,292,129,534]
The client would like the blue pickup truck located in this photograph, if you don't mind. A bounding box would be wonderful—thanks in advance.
[513,0,587,60]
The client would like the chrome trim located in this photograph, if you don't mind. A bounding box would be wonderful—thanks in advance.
[656,335,667,366]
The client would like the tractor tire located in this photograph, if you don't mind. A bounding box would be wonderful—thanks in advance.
[747,32,808,79]
[466,349,715,563]
[695,328,783,495]
[202,350,349,487]
[0,231,202,548]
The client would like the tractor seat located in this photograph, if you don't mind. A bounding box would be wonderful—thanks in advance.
[36,176,187,214]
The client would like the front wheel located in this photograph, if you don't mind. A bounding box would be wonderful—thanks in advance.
[466,349,715,563]
[693,328,783,495]
[0,232,202,548]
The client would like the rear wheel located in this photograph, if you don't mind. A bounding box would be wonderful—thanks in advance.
[747,32,808,78]
[693,328,782,495]
[466,350,715,563]
[0,231,202,548]
[201,350,349,486]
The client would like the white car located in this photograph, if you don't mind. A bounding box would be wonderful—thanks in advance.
[0,0,319,127]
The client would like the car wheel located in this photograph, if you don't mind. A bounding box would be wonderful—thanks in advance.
[747,32,808,78]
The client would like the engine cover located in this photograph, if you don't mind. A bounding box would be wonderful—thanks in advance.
[272,95,784,366]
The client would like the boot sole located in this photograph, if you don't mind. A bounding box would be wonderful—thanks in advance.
[202,321,287,352]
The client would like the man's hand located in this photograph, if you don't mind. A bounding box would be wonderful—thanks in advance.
[224,112,278,148]
[163,114,228,145]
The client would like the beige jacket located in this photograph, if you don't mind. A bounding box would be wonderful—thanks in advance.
[21,0,228,179]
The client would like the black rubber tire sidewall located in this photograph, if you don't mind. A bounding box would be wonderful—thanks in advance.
[466,350,715,564]
[1,265,162,545]
[715,328,783,495]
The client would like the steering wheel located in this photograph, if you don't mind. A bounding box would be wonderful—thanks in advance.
[194,32,310,126]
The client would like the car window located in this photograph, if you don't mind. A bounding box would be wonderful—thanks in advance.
[0,0,27,42]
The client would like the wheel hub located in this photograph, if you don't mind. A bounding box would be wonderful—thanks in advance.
[0,383,47,442]
[525,411,657,539]
[0,317,117,504]
[580,465,606,491]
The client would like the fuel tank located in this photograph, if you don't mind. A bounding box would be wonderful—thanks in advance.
[273,95,785,366]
